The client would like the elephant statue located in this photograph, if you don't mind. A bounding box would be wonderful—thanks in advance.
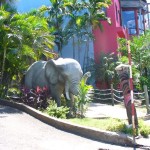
[24,58,83,108]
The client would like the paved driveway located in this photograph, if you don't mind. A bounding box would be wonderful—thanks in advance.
[0,105,138,150]
[86,103,147,119]
[86,103,150,126]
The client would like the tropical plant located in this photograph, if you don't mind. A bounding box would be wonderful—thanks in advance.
[46,0,111,59]
[64,0,111,63]
[117,31,150,90]
[10,10,55,61]
[82,0,111,30]
[19,86,49,109]
[89,52,118,89]
[0,7,55,98]
[0,0,17,13]
[0,8,20,89]
[76,72,93,118]
[47,0,69,55]
[46,100,69,119]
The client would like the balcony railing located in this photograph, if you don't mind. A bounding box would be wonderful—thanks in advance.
[120,0,147,8]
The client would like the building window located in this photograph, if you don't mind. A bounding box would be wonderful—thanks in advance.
[122,10,136,34]
[138,9,144,34]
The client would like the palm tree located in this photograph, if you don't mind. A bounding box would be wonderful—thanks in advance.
[83,0,111,29]
[47,0,66,55]
[10,10,55,60]
[0,0,17,12]
[0,7,55,97]
[64,0,111,64]
[46,0,111,59]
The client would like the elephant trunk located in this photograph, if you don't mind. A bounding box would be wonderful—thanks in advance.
[65,79,80,100]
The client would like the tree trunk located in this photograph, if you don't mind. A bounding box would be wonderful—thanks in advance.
[77,38,81,63]
[1,45,7,84]
[73,36,75,59]
[144,67,148,77]
[83,38,89,73]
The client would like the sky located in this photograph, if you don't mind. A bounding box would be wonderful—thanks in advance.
[15,0,150,13]
[15,0,50,13]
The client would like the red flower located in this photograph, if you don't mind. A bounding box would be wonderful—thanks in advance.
[36,86,41,94]
[43,86,48,91]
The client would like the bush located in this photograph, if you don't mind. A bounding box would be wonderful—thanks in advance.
[7,87,21,96]
[139,120,150,138]
[106,119,126,132]
[46,100,69,119]
[76,72,93,118]
[121,124,134,135]
[20,86,49,109]
[107,119,150,138]
[140,126,150,138]
[110,119,150,138]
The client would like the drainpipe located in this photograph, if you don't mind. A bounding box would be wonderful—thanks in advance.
[143,11,146,34]
[135,9,139,35]
[147,3,150,29]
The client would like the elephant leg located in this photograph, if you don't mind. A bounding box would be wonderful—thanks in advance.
[53,94,61,107]
[50,84,64,107]
[69,93,74,111]
[50,89,61,107]
[66,93,75,118]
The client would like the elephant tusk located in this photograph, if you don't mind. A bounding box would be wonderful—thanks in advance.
[65,81,71,100]
[66,92,70,100]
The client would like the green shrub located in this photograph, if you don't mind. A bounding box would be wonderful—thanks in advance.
[7,87,21,96]
[105,119,150,138]
[140,126,150,138]
[76,73,93,118]
[106,119,126,132]
[121,124,134,135]
[139,120,150,138]
[46,100,69,119]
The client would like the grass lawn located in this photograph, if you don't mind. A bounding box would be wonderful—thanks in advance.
[67,117,150,138]
[67,117,127,132]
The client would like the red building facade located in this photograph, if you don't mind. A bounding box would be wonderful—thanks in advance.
[93,0,149,63]
[93,0,149,89]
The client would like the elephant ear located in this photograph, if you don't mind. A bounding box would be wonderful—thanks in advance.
[45,60,59,84]
[45,59,65,84]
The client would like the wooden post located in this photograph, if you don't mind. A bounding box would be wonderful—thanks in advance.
[111,84,114,106]
[127,41,136,145]
[143,85,150,114]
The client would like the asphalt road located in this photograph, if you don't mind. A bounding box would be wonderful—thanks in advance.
[0,105,143,150]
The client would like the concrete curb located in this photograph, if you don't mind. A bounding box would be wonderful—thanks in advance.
[0,99,135,147]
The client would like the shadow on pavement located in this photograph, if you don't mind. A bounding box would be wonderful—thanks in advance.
[0,105,23,114]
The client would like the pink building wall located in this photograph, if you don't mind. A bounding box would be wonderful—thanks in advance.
[93,0,128,63]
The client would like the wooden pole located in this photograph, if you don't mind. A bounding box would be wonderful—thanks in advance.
[127,41,136,145]
[143,85,150,114]
[111,84,114,106]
